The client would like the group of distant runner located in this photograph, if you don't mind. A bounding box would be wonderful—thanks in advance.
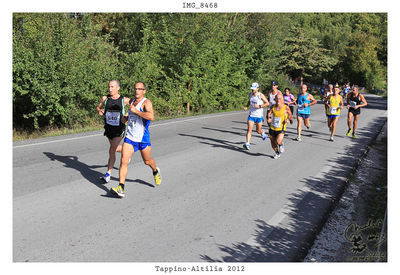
[96,79,367,198]
[242,81,367,159]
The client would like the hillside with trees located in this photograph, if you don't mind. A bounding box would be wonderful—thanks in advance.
[13,13,387,132]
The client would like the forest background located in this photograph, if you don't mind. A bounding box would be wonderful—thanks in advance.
[12,13,387,137]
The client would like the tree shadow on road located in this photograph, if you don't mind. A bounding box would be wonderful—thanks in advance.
[43,152,153,197]
[199,114,387,262]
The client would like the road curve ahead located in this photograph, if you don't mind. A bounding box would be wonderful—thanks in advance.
[13,93,387,262]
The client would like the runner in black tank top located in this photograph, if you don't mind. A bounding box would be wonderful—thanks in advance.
[346,85,367,138]
[96,80,130,183]
[103,95,126,138]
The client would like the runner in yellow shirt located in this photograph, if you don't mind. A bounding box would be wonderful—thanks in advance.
[324,86,344,142]
[267,93,293,159]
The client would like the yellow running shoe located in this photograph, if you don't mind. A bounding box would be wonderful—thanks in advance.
[154,167,162,186]
[346,129,352,136]
[110,185,125,198]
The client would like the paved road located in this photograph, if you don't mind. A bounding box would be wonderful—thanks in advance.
[13,94,387,262]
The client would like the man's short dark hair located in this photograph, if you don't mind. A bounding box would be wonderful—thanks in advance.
[135,81,146,90]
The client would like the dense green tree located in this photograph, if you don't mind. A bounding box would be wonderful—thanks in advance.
[279,25,338,86]
[12,13,387,132]
[13,13,120,130]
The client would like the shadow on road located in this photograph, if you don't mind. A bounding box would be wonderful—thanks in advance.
[43,153,154,197]
[199,111,387,262]
[178,133,270,157]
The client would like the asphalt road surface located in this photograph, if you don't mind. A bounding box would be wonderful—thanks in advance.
[13,93,387,262]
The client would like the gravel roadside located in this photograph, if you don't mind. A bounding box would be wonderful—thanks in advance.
[304,121,387,262]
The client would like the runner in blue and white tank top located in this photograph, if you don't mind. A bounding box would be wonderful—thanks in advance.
[295,84,317,141]
[125,98,151,144]
[248,93,264,119]
[110,82,162,198]
[242,82,269,150]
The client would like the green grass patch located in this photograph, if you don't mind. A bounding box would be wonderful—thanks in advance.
[13,108,242,142]
[13,121,104,142]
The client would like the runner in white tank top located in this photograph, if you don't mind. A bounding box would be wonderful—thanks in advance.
[110,82,162,198]
[242,82,269,150]
[125,97,151,143]
[267,81,282,111]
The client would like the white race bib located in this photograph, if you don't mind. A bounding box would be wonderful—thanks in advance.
[128,114,137,128]
[329,107,338,114]
[350,101,356,108]
[271,116,282,128]
[297,104,304,111]
[105,111,120,126]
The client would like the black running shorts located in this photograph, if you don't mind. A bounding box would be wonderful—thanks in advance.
[104,125,126,139]
[349,107,361,116]
[269,128,284,137]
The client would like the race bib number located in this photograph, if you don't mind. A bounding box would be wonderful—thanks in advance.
[271,116,282,128]
[105,111,120,126]
[329,107,338,114]
[128,114,137,128]
[350,101,356,108]
[297,104,304,112]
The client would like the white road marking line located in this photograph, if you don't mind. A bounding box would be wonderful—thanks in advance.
[13,112,242,149]
[12,134,102,149]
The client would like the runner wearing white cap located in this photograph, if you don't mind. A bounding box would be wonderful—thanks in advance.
[243,82,269,150]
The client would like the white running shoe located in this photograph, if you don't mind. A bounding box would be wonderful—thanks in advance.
[243,143,250,150]
[101,172,111,183]
[273,152,281,159]
[279,143,285,153]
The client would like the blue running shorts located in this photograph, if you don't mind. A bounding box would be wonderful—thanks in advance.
[124,137,151,152]
[248,116,264,123]
[297,113,310,119]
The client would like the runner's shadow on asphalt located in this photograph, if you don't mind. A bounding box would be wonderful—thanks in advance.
[43,152,150,198]
[99,179,154,198]
[201,126,243,137]
[178,133,269,157]
[231,120,249,126]
[132,179,155,188]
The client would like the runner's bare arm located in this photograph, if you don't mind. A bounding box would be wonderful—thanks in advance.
[96,95,107,115]
[123,96,130,107]
[259,93,270,108]
[286,105,293,123]
[129,99,155,121]
[266,108,273,124]
[324,95,330,106]
[359,94,368,108]
[120,96,130,123]
[244,93,251,111]
[307,94,317,106]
